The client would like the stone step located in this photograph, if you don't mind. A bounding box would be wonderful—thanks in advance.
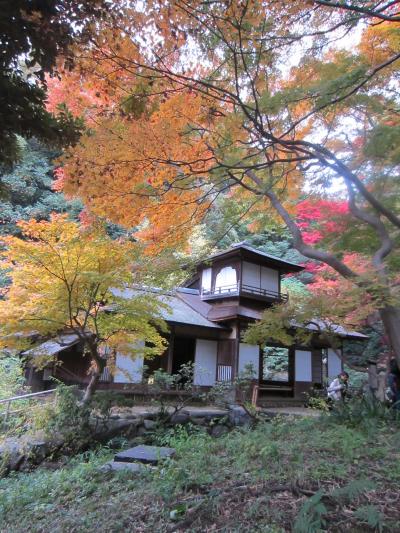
[259,404,305,409]
[100,461,147,473]
[114,445,175,465]
[257,398,305,408]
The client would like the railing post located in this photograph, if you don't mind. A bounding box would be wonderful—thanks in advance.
[4,400,11,422]
[252,385,259,407]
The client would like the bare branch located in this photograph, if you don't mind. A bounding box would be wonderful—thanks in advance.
[313,0,400,22]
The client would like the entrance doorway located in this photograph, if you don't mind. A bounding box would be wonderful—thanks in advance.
[172,337,196,375]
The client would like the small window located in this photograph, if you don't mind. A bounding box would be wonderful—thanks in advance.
[262,346,289,382]
[215,266,237,293]
[201,268,212,293]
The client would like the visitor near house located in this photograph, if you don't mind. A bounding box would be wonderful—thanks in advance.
[327,371,349,401]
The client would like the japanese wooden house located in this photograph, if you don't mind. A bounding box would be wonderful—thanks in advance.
[25,243,366,402]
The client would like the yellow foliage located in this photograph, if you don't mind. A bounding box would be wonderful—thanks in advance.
[359,22,400,68]
[0,215,167,363]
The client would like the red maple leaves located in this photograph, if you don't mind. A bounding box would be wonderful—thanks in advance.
[296,199,349,245]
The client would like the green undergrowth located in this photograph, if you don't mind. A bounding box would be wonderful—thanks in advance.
[1,415,400,532]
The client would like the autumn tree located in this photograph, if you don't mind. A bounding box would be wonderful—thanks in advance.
[244,289,369,362]
[0,215,168,402]
[48,2,400,363]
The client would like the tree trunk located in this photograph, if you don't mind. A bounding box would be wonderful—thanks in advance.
[82,370,101,404]
[379,305,400,366]
[81,345,105,405]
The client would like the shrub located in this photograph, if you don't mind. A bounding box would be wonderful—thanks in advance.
[324,395,400,431]
[32,384,91,451]
[153,423,206,448]
[89,391,130,425]
[0,355,32,435]
[293,490,327,533]
[208,363,256,407]
[0,355,25,399]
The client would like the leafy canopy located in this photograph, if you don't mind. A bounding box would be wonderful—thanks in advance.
[46,0,400,360]
[49,1,400,264]
[243,289,371,352]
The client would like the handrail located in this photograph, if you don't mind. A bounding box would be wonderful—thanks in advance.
[202,283,239,296]
[241,284,288,301]
[0,388,56,404]
[0,389,57,422]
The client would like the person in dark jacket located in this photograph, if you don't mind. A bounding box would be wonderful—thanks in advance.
[388,359,400,409]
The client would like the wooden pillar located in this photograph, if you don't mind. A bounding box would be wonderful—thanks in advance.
[167,326,175,374]
[312,349,323,384]
[234,320,240,380]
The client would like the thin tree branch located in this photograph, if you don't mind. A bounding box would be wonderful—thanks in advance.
[313,0,400,22]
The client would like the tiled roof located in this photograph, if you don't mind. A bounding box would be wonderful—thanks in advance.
[113,287,225,330]
[296,320,368,340]
[23,333,81,357]
[204,242,304,272]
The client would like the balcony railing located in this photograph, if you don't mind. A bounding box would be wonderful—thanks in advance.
[202,283,239,297]
[241,284,288,302]
[201,283,288,302]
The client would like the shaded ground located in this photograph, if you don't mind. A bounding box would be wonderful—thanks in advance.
[261,406,321,418]
[1,415,399,532]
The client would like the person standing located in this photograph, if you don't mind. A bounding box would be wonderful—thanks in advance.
[387,359,400,409]
[327,371,349,402]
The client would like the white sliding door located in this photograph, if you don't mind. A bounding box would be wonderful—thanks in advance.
[242,261,260,287]
[115,353,144,383]
[295,350,312,382]
[327,348,342,380]
[201,268,212,293]
[238,343,259,379]
[194,339,218,385]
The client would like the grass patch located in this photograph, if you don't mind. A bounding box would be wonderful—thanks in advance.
[1,416,400,532]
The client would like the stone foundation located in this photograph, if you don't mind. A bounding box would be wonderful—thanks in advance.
[0,405,256,476]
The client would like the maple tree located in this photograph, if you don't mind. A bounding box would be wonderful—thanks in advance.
[48,1,400,363]
[0,215,168,402]
[244,290,367,359]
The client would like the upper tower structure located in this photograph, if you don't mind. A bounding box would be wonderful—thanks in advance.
[188,242,304,306]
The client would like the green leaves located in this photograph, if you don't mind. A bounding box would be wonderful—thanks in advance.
[243,287,369,350]
[293,490,327,533]
[314,64,368,109]
[364,124,400,164]
[354,505,384,532]
[0,139,82,238]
